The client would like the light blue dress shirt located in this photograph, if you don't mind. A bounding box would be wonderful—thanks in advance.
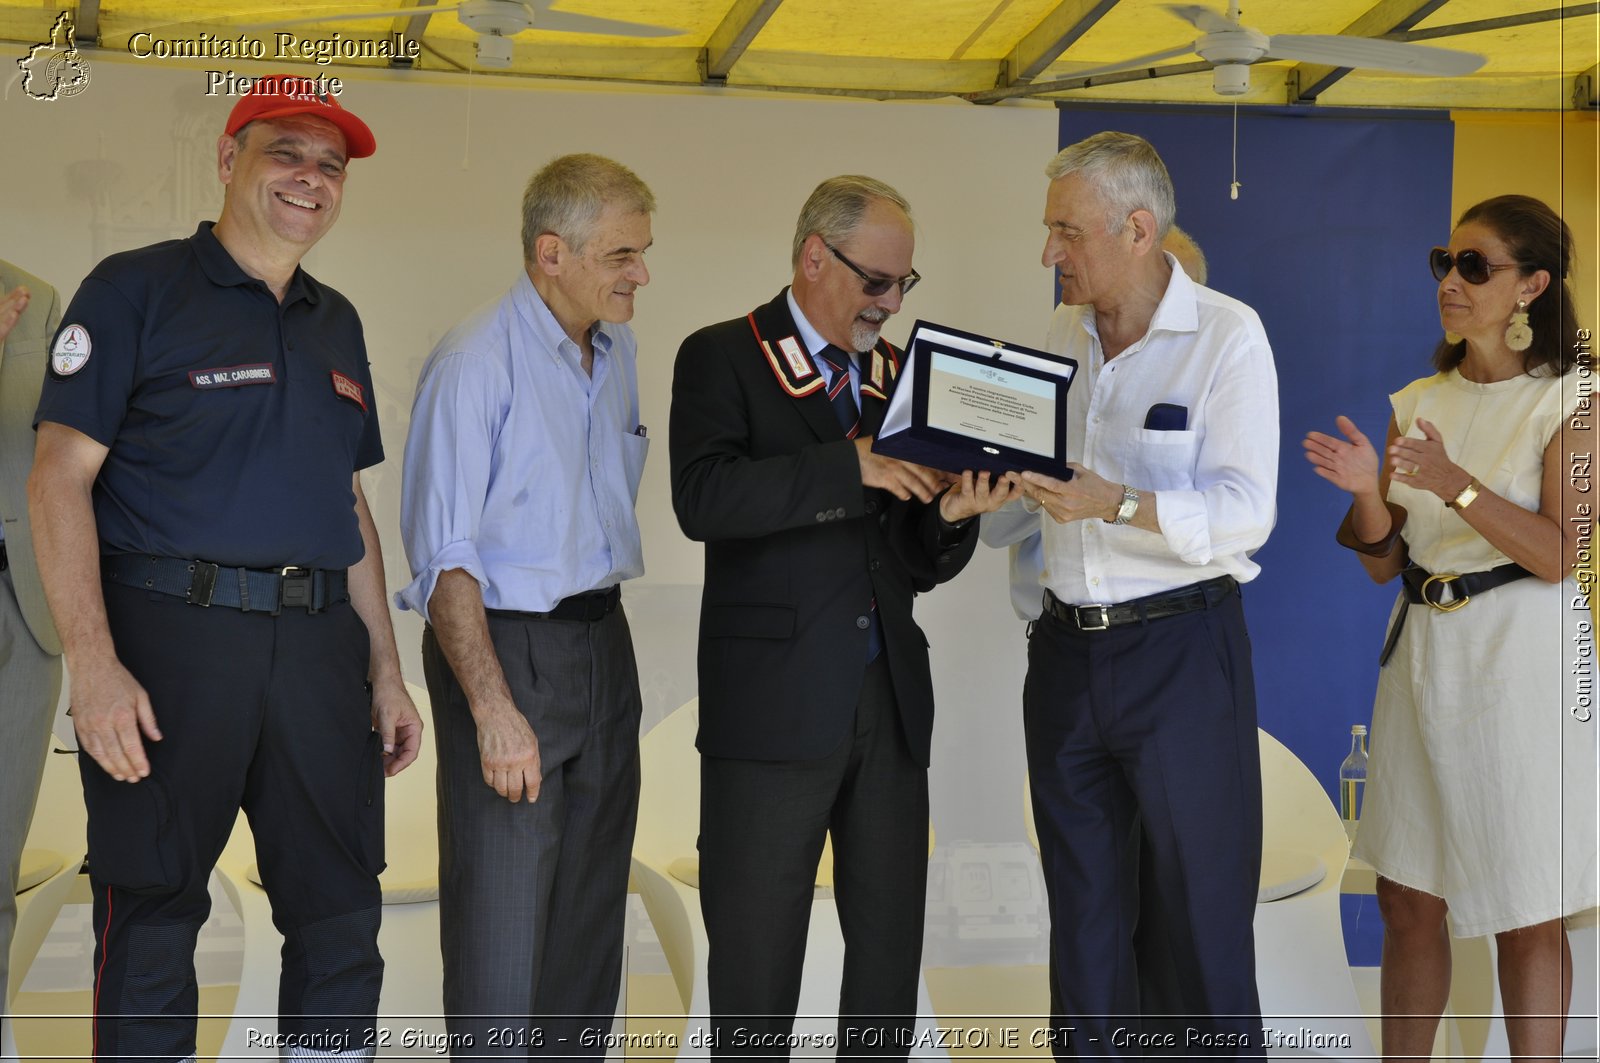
[785,288,862,404]
[396,271,648,623]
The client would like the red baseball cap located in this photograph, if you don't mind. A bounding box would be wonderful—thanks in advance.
[224,74,376,159]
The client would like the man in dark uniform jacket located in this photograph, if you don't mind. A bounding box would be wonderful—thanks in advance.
[29,76,421,1062]
[669,175,1018,1056]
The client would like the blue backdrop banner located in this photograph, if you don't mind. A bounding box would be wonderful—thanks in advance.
[1059,103,1457,963]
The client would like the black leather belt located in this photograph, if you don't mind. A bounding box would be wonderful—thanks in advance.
[1042,575,1238,632]
[1378,562,1532,665]
[487,585,620,623]
[102,554,349,614]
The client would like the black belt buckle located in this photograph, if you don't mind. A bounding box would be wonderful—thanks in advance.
[1074,604,1112,631]
[279,566,317,613]
[186,561,219,607]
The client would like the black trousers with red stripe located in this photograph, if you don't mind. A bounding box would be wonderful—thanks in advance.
[83,582,385,1062]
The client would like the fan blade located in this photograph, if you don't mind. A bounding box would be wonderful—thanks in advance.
[1051,42,1202,82]
[231,2,681,38]
[231,5,466,33]
[1264,34,1484,75]
[1162,4,1235,35]
[530,9,684,38]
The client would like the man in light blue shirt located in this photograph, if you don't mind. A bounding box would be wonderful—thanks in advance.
[397,153,654,1058]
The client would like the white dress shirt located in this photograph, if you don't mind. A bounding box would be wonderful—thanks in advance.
[1040,259,1279,606]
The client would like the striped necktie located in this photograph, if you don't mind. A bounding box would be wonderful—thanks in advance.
[818,345,882,662]
[817,346,861,439]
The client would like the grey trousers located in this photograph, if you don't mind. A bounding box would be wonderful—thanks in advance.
[424,604,642,1060]
[0,564,63,1031]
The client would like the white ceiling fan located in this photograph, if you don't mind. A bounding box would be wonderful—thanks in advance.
[1069,1,1486,97]
[237,1,684,69]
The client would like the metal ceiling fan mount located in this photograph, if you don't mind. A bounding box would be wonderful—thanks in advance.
[456,0,535,68]
[455,0,536,37]
[1189,17,1270,96]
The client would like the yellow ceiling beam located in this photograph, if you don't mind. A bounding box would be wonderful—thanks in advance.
[969,59,1212,103]
[391,0,440,65]
[75,0,100,44]
[1388,3,1599,44]
[730,50,1002,94]
[1323,71,1584,110]
[1006,0,1122,85]
[704,0,786,81]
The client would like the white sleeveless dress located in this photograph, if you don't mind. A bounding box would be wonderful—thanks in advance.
[1351,367,1599,937]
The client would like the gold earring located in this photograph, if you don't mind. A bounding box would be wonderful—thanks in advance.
[1504,299,1532,352]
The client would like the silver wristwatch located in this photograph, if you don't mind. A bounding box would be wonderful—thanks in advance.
[1111,483,1140,526]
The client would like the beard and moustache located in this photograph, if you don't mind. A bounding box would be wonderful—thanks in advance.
[850,307,891,353]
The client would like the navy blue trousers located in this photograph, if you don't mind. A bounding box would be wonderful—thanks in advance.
[1024,589,1264,1060]
[84,582,384,1063]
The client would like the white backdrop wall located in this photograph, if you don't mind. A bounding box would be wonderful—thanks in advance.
[3,59,1059,855]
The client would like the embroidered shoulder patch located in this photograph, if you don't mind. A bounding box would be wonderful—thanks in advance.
[330,370,366,411]
[50,324,91,376]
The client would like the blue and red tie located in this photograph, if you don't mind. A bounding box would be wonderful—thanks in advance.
[818,345,883,662]
[818,346,861,440]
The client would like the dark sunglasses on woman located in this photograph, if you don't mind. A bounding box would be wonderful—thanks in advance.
[1429,247,1520,285]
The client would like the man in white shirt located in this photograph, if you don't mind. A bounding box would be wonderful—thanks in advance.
[1017,132,1278,1058]
[981,225,1209,621]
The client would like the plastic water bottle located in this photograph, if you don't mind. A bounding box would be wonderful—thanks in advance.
[1339,724,1369,839]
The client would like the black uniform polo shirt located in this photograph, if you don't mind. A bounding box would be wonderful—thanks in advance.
[35,222,383,570]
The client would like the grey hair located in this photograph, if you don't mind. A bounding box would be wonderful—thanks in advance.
[1045,131,1174,240]
[521,153,655,259]
[1164,223,1207,284]
[791,175,912,268]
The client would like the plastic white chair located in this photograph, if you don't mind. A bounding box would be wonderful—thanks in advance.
[1253,729,1374,1058]
[630,699,947,1060]
[216,681,442,1058]
[3,740,86,1059]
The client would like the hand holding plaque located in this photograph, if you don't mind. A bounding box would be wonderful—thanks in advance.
[854,436,943,504]
[939,468,1025,522]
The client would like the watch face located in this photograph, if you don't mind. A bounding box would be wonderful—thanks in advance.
[1113,485,1139,524]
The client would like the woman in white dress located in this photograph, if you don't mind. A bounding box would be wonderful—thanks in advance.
[1304,194,1596,1062]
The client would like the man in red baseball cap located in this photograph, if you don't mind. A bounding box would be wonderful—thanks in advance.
[225,73,377,159]
[31,75,417,1061]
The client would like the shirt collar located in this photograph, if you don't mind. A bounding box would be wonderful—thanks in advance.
[1082,250,1199,351]
[513,269,613,362]
[1149,250,1200,335]
[190,221,318,306]
[785,287,835,363]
